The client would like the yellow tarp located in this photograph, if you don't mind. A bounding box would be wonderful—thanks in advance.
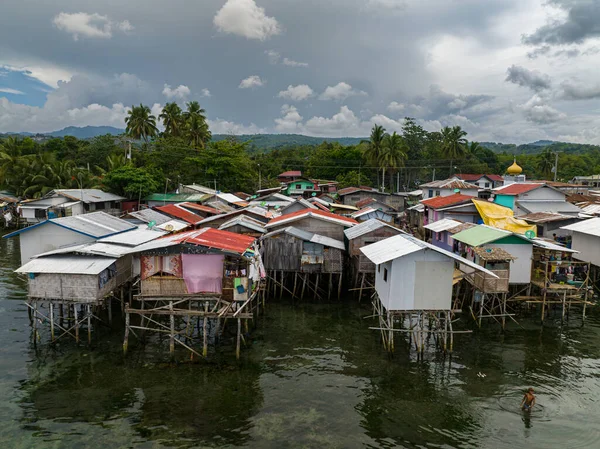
[472,199,537,236]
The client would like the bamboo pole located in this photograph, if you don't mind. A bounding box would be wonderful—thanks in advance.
[50,302,55,342]
[87,304,92,345]
[293,273,298,299]
[32,301,38,346]
[169,301,175,357]
[236,318,241,360]
[123,305,130,354]
[108,296,113,325]
[203,301,208,357]
[338,273,343,300]
[301,273,307,299]
[74,305,79,343]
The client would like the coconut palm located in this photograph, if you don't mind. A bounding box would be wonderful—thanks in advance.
[363,124,387,189]
[381,132,407,190]
[125,104,158,142]
[538,148,555,179]
[186,115,212,149]
[464,141,481,155]
[159,102,184,137]
[441,126,468,159]
[183,101,207,122]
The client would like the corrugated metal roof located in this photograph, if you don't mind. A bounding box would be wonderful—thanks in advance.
[448,222,477,234]
[419,178,479,190]
[128,208,173,225]
[516,200,582,215]
[145,193,212,202]
[264,226,345,250]
[344,218,403,240]
[493,183,543,195]
[423,219,461,232]
[278,170,302,177]
[329,203,359,211]
[455,173,504,182]
[517,212,575,224]
[50,189,125,203]
[99,226,167,245]
[281,199,318,212]
[181,184,217,195]
[407,203,425,212]
[5,212,137,239]
[218,216,266,233]
[473,247,516,261]
[531,237,578,253]
[580,204,600,215]
[130,228,256,255]
[337,186,379,196]
[155,204,203,225]
[421,193,475,209]
[266,208,358,228]
[351,207,378,218]
[561,217,600,237]
[179,202,222,215]
[359,234,498,278]
[156,219,190,232]
[216,193,246,205]
[452,225,516,246]
[16,256,117,274]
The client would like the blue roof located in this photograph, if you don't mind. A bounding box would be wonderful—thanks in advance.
[3,212,136,239]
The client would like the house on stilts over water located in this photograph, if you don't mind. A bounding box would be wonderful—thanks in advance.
[360,234,497,353]
[124,228,266,359]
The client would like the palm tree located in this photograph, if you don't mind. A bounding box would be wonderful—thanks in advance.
[0,136,22,183]
[464,141,481,155]
[381,132,407,191]
[183,101,207,122]
[159,102,184,137]
[186,115,212,149]
[441,126,468,159]
[538,148,555,179]
[363,124,387,190]
[125,104,158,142]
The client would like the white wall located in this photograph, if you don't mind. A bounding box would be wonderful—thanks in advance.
[520,187,565,201]
[423,187,478,199]
[486,243,532,284]
[19,224,96,264]
[378,249,453,311]
[571,232,600,267]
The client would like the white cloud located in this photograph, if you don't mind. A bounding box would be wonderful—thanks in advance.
[518,95,566,124]
[207,118,265,134]
[162,83,191,100]
[201,88,212,98]
[213,0,281,41]
[0,88,25,95]
[238,75,264,89]
[265,50,308,67]
[282,58,308,68]
[387,101,405,113]
[320,82,367,101]
[274,104,303,132]
[277,84,313,101]
[1,63,72,89]
[52,12,133,40]
[305,105,362,136]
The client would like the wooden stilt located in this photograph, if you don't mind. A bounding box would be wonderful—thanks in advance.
[358,273,365,302]
[123,304,130,354]
[236,318,241,360]
[140,299,146,342]
[293,272,298,298]
[87,304,92,344]
[301,273,307,299]
[169,301,175,357]
[74,305,79,343]
[315,274,320,300]
[32,301,38,345]
[338,273,343,300]
[49,302,55,342]
[203,301,208,357]
[108,297,113,325]
[279,271,284,299]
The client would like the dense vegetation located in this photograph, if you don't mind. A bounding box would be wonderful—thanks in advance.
[2,101,600,200]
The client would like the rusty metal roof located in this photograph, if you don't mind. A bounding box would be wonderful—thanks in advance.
[421,193,475,209]
[179,202,223,215]
[419,178,480,190]
[473,247,516,261]
[155,204,203,225]
[266,208,358,228]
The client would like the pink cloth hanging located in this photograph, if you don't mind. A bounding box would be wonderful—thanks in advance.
[181,254,224,294]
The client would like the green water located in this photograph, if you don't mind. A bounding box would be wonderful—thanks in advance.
[1,236,600,448]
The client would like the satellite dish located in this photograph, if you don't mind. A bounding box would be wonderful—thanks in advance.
[525,230,535,239]
[312,192,317,197]
[165,224,174,232]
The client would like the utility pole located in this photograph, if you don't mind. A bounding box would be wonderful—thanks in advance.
[258,163,261,191]
[163,178,170,206]
[432,168,436,181]
[554,151,559,182]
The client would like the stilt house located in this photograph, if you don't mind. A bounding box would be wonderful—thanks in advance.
[264,208,358,240]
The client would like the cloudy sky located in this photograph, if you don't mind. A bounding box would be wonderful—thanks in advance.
[1,0,600,143]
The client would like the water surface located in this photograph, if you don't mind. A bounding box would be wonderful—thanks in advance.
[0,234,599,448]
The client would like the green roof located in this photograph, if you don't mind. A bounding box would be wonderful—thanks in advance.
[452,225,518,246]
[144,193,212,202]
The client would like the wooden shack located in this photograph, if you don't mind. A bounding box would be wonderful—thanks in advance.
[361,234,497,353]
[280,198,317,216]
[218,215,266,237]
[265,208,357,241]
[343,218,404,298]
[125,228,264,359]
[261,226,346,300]
[198,206,273,229]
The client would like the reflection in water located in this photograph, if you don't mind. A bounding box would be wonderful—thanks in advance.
[0,234,600,448]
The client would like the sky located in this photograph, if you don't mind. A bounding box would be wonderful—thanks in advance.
[1,0,600,143]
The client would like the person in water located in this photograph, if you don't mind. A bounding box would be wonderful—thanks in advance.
[521,388,536,411]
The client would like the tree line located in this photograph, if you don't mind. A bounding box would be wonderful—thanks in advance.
[2,101,600,200]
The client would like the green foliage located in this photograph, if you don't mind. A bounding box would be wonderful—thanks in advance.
[102,165,161,199]
[335,171,371,189]
[125,104,158,142]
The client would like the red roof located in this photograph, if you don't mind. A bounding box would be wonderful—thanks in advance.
[267,208,358,227]
[421,193,475,209]
[174,228,255,254]
[337,186,377,196]
[495,183,542,195]
[355,197,381,209]
[155,204,203,225]
[312,202,330,212]
[179,202,222,215]
[278,170,302,178]
[455,173,504,182]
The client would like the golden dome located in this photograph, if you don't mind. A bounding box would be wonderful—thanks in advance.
[507,158,522,175]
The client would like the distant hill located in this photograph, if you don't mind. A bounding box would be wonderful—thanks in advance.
[212,133,366,149]
[481,140,600,155]
[48,126,125,138]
